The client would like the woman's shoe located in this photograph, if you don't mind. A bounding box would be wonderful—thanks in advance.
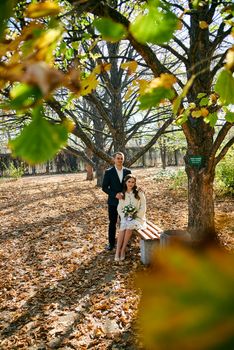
[114,255,120,262]
[120,254,125,261]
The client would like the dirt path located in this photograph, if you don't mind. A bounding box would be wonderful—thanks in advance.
[0,168,233,349]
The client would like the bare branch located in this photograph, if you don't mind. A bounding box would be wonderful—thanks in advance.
[126,117,174,167]
[214,136,234,166]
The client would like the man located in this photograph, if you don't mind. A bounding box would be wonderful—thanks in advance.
[102,152,131,251]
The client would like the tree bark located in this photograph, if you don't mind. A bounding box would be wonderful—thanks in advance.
[95,160,106,187]
[85,148,94,181]
[185,164,217,244]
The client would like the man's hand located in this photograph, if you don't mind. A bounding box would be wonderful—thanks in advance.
[116,192,123,199]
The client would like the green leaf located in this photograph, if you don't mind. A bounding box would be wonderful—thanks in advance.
[197,92,207,99]
[93,18,127,42]
[130,6,178,45]
[65,47,74,60]
[9,106,68,164]
[225,111,234,123]
[0,0,17,38]
[175,113,188,126]
[60,41,67,52]
[204,112,218,127]
[10,83,43,110]
[139,87,175,109]
[215,69,234,105]
[172,75,196,115]
[199,97,209,106]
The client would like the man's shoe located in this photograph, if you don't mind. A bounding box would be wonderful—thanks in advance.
[105,244,114,251]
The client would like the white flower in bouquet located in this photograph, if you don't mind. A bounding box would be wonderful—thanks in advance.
[123,204,137,221]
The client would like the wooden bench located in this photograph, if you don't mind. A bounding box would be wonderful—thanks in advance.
[136,221,163,265]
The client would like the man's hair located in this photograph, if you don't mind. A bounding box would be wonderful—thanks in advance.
[113,152,125,158]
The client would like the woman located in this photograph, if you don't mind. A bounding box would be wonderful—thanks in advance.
[115,174,146,261]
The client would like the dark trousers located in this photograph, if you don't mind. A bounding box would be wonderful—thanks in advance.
[108,205,118,248]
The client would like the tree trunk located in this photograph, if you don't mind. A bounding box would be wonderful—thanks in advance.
[174,149,178,166]
[85,147,94,181]
[185,157,217,244]
[160,142,166,169]
[96,160,105,187]
[86,164,94,181]
[180,3,218,244]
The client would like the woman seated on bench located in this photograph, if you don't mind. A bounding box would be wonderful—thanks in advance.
[115,174,146,261]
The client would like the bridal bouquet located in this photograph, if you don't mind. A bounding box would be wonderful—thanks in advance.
[123,204,137,221]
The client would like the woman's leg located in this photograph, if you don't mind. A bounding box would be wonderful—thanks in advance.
[120,229,133,259]
[115,230,126,260]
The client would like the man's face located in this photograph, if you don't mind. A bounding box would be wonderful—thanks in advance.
[114,154,124,167]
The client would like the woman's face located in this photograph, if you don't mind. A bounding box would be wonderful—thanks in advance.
[126,177,136,190]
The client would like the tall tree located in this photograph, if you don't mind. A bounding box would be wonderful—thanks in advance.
[66,0,234,242]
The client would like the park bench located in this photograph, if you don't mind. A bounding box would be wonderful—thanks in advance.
[136,220,163,265]
[136,223,191,265]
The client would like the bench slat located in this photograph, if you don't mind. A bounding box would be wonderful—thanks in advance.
[147,220,163,233]
[143,228,158,240]
[146,225,161,239]
[137,229,152,240]
[136,221,162,241]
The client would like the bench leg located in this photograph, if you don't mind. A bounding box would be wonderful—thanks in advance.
[140,239,159,265]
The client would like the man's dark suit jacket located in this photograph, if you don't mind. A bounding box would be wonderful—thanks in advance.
[102,166,131,206]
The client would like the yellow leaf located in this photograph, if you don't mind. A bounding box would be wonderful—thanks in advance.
[191,110,202,118]
[121,61,138,75]
[136,79,149,95]
[35,28,62,50]
[189,102,196,109]
[62,118,75,132]
[177,20,183,31]
[124,87,134,100]
[7,51,21,65]
[200,107,209,117]
[232,27,234,38]
[25,1,61,18]
[0,63,24,83]
[0,42,10,56]
[210,93,218,104]
[93,64,101,75]
[92,63,111,75]
[177,12,184,31]
[225,46,234,71]
[101,62,111,72]
[149,74,176,90]
[172,75,196,115]
[80,73,99,96]
[199,21,209,29]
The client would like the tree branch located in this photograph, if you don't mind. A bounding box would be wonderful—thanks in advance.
[125,117,174,167]
[66,145,95,166]
[214,136,234,166]
[47,98,113,164]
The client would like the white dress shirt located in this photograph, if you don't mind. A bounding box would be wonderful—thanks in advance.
[115,166,123,183]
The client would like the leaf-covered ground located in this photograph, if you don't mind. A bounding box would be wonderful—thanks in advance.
[0,168,233,349]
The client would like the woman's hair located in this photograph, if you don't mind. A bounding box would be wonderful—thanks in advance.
[122,174,140,200]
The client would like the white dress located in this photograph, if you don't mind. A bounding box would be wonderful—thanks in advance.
[117,191,147,230]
